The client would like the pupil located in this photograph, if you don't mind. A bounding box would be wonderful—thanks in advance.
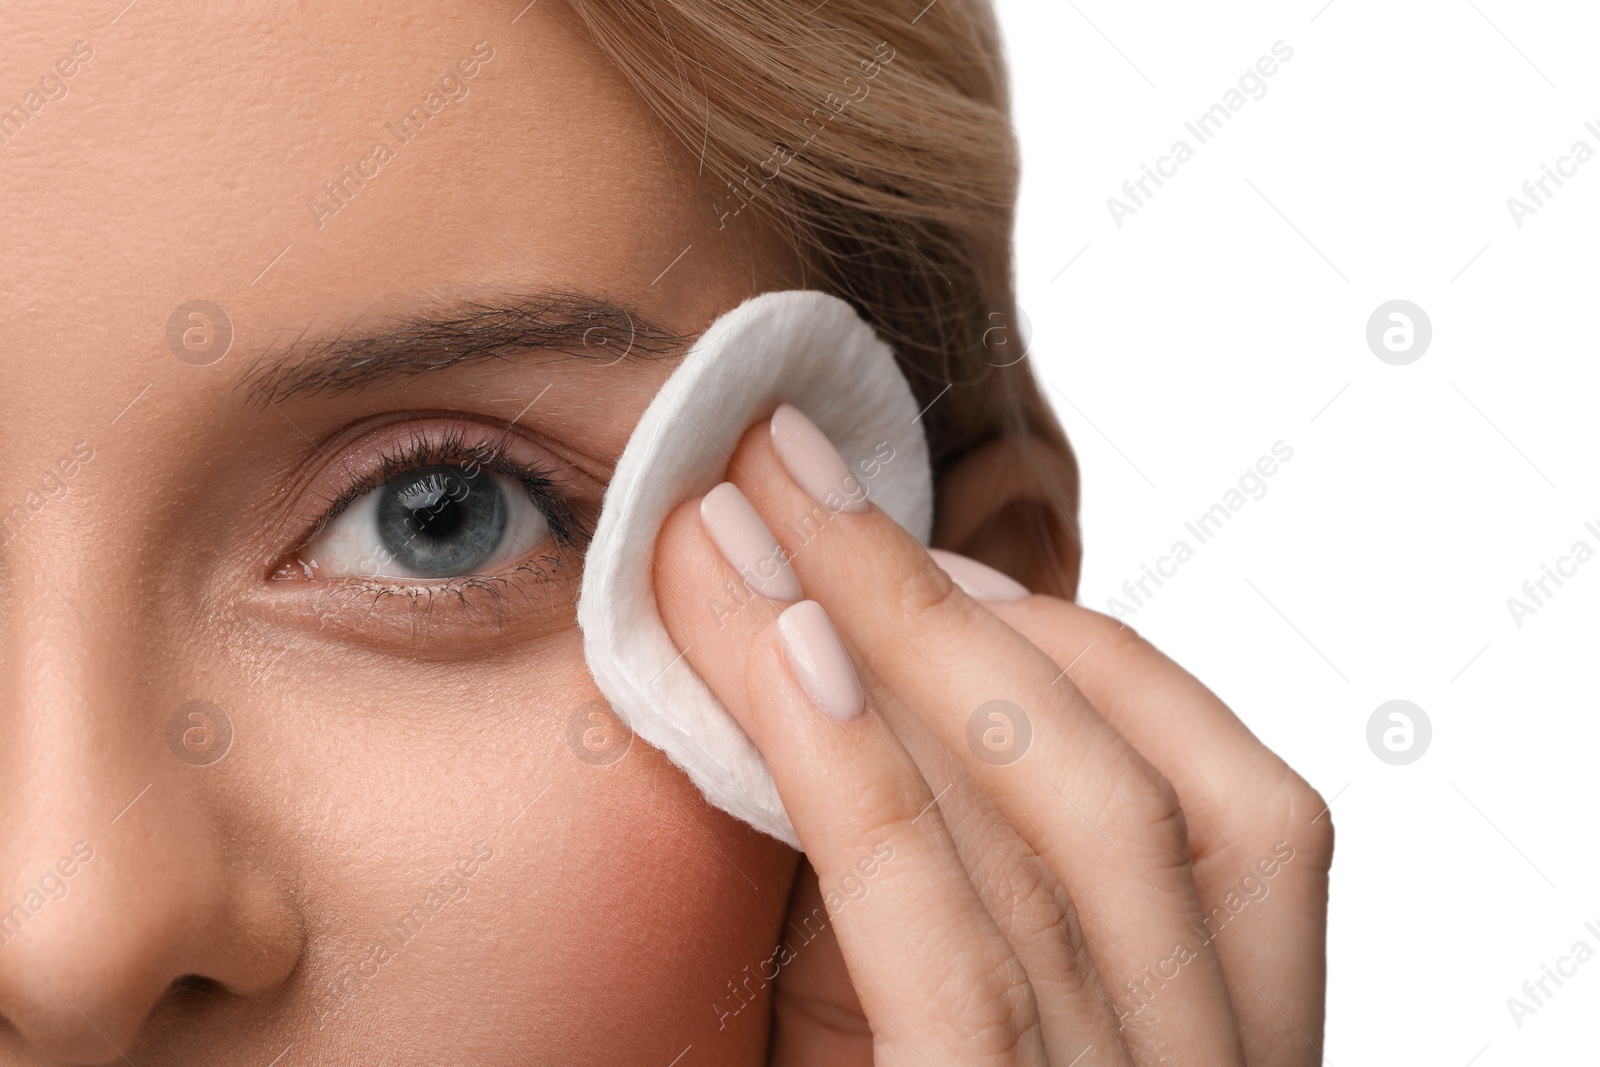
[413,496,463,537]
[375,465,507,577]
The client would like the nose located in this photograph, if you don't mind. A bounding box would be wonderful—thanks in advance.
[0,572,301,1063]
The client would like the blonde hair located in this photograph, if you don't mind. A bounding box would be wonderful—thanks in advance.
[565,0,1080,592]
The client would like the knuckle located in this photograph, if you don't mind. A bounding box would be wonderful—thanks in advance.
[956,820,1104,1004]
[888,550,965,621]
[1141,776,1192,865]
[1053,898,1102,1001]
[1298,810,1335,875]
[996,867,1104,1004]
[931,951,1041,1057]
[1279,772,1336,871]
[1074,601,1146,646]
[987,845,1067,946]
[1216,762,1336,877]
[837,769,934,846]
[1102,743,1191,868]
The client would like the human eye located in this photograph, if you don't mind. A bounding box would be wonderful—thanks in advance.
[301,460,553,581]
[269,417,595,626]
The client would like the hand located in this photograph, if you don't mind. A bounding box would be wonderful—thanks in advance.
[653,405,1333,1066]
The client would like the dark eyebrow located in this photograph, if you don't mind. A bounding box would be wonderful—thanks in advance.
[243,292,689,406]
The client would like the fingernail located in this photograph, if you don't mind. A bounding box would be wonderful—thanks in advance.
[770,403,869,514]
[928,549,1030,602]
[700,482,803,602]
[776,601,863,721]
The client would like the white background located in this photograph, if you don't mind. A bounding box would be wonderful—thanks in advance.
[996,0,1600,1061]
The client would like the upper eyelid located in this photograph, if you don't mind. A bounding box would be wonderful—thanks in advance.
[314,433,519,531]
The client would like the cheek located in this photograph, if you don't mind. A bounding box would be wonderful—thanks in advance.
[507,748,796,1057]
[218,625,795,1063]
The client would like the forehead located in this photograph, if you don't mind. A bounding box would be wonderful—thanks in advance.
[0,3,722,420]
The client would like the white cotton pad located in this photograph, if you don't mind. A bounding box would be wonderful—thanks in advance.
[576,289,934,848]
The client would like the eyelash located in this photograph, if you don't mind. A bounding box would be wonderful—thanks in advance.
[305,424,591,552]
[279,424,593,625]
[316,559,569,629]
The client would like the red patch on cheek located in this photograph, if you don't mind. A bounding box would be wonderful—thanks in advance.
[481,741,795,1060]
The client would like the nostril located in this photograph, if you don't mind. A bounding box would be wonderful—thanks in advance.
[169,975,214,992]
[165,974,224,1002]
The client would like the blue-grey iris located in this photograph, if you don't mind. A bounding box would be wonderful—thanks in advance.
[375,465,507,577]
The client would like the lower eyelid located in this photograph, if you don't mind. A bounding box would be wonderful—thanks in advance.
[289,552,582,643]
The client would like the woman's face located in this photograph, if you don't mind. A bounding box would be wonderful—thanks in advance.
[0,4,800,1063]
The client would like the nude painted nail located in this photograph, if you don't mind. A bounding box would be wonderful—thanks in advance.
[770,403,869,514]
[929,549,1030,602]
[700,482,803,602]
[776,601,864,721]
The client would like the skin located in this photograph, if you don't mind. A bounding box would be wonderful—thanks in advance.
[0,2,1331,1064]
[0,3,801,1064]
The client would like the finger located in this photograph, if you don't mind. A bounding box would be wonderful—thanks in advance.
[982,597,1332,1065]
[744,603,1051,1067]
[903,764,1132,1065]
[654,484,786,732]
[656,492,1128,1066]
[723,407,1246,1063]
